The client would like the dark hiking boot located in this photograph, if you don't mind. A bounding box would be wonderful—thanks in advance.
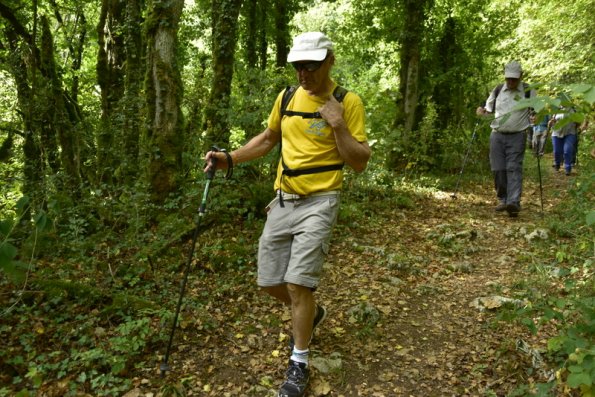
[288,304,327,350]
[495,203,507,212]
[506,203,520,218]
[277,360,309,397]
[312,304,327,332]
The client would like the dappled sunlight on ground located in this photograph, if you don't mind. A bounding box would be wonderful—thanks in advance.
[139,164,572,396]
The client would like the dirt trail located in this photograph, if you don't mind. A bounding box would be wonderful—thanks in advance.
[140,160,570,397]
[314,182,550,397]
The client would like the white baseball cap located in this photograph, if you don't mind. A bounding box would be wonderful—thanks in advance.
[504,61,523,78]
[287,32,333,63]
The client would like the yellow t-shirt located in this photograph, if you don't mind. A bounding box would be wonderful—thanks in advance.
[267,83,366,195]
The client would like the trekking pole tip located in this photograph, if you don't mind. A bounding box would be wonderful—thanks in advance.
[160,362,170,378]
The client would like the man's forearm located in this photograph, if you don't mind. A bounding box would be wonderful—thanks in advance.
[332,122,371,173]
[231,127,280,165]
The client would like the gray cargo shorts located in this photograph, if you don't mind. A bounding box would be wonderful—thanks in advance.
[257,192,340,289]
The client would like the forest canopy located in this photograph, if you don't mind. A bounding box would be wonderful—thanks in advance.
[0,0,593,211]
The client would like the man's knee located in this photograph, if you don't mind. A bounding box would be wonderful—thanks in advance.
[286,283,312,301]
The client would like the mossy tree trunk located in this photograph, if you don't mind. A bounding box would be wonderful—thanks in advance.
[257,1,268,70]
[1,2,44,210]
[96,0,126,184]
[273,0,290,69]
[243,0,267,70]
[145,0,185,203]
[388,0,433,169]
[38,16,82,194]
[4,28,44,209]
[203,0,243,150]
[2,2,85,203]
[239,0,268,138]
[120,0,145,183]
[432,17,465,131]
[96,0,146,185]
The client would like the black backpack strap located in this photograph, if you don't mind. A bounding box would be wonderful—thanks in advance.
[280,85,349,119]
[280,86,298,116]
[332,85,348,102]
[494,83,531,101]
[278,158,344,208]
[493,83,504,101]
[523,83,531,99]
[281,158,344,177]
[283,110,323,118]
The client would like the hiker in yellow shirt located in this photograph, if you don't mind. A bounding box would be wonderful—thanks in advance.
[205,31,370,397]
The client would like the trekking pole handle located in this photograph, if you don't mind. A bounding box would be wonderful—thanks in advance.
[199,146,220,215]
[206,145,220,181]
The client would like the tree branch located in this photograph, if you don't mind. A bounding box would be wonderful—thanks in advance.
[0,1,33,44]
[0,126,25,137]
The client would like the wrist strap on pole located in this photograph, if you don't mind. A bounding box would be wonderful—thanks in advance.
[210,145,233,180]
[220,148,233,179]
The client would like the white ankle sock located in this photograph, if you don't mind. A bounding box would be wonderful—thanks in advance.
[290,347,309,366]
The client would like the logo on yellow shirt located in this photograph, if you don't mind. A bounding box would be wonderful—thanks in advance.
[306,120,328,137]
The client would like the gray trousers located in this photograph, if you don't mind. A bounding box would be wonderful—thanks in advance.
[489,131,525,205]
[532,131,547,156]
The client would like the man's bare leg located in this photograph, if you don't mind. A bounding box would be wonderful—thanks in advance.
[262,283,315,349]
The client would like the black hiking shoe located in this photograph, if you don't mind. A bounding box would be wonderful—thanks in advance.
[495,202,507,212]
[506,203,520,218]
[288,304,327,350]
[277,360,309,397]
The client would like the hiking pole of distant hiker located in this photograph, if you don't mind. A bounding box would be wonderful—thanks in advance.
[574,129,580,167]
[160,146,224,377]
[451,120,480,199]
[536,151,544,216]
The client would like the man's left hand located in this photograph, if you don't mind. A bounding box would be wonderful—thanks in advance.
[318,95,344,128]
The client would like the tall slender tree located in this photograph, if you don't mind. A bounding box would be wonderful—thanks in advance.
[1,0,44,209]
[3,27,44,208]
[203,0,243,149]
[96,0,126,183]
[96,0,146,185]
[243,0,264,69]
[39,16,82,192]
[1,1,83,201]
[394,1,432,135]
[145,0,185,202]
[120,0,145,183]
[273,0,289,68]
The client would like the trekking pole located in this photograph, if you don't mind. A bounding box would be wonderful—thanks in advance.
[160,146,227,377]
[574,130,580,167]
[536,152,544,217]
[451,121,480,199]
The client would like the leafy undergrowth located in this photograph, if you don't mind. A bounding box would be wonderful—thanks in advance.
[1,153,593,397]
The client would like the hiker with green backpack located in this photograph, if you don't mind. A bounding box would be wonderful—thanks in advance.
[205,31,370,397]
[476,61,535,218]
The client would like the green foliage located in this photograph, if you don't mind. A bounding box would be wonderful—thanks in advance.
[518,83,594,128]
[0,196,51,283]
[5,310,162,396]
[515,0,595,83]
[501,144,595,395]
